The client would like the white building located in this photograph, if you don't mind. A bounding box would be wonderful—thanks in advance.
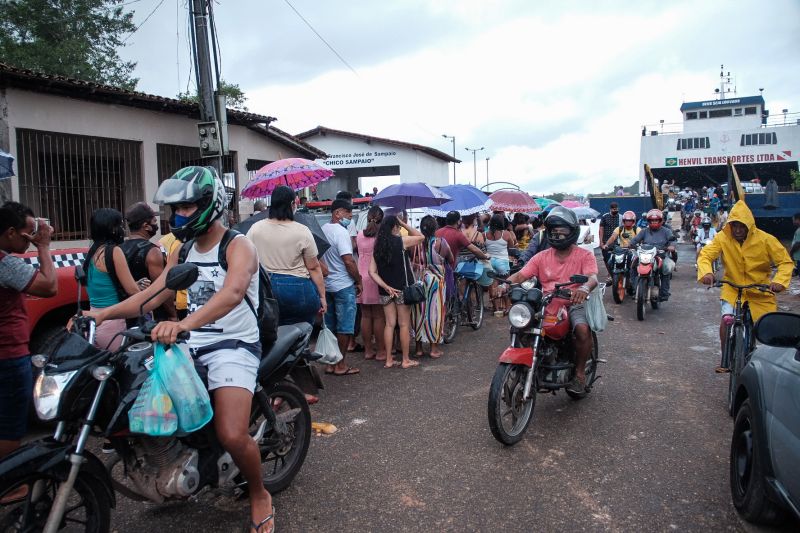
[0,62,325,248]
[295,126,458,200]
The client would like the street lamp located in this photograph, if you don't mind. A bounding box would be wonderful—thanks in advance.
[485,157,490,187]
[465,146,484,187]
[442,134,456,184]
[782,109,788,126]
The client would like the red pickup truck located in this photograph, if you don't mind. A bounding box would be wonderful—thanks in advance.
[20,247,89,354]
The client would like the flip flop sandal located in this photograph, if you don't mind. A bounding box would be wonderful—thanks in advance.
[384,361,401,369]
[332,366,360,376]
[249,506,275,533]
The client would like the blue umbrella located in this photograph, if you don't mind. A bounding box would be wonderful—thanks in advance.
[371,182,451,211]
[420,184,492,217]
[0,150,14,180]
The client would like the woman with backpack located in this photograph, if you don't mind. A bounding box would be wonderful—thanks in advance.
[412,216,453,358]
[84,208,140,350]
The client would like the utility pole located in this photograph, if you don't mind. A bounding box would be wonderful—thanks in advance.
[442,134,456,184]
[485,157,490,188]
[465,146,484,188]
[191,0,223,173]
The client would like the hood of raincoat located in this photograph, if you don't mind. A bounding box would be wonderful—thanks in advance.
[697,200,793,320]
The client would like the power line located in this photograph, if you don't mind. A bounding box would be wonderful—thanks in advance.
[282,0,359,77]
[122,0,168,44]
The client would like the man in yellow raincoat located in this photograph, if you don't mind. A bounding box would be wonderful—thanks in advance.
[697,200,793,371]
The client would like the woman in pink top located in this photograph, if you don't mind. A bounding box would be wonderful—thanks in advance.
[355,206,386,360]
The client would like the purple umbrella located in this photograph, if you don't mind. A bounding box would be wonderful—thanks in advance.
[371,182,451,211]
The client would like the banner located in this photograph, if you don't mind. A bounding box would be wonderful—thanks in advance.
[644,164,662,210]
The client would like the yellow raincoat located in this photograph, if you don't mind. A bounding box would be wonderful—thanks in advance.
[697,201,793,320]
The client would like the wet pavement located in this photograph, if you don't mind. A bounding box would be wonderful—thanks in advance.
[101,242,800,532]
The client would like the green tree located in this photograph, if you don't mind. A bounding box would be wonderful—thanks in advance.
[177,79,249,112]
[791,169,800,191]
[546,192,566,203]
[0,0,138,89]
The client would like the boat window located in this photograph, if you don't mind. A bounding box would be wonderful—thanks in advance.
[686,112,698,120]
[709,109,732,118]
[733,108,743,116]
[744,134,752,146]
[758,133,766,144]
[771,132,777,144]
[744,106,757,115]
[740,135,745,146]
[706,137,710,148]
[680,138,687,150]
[676,139,681,150]
[699,111,708,119]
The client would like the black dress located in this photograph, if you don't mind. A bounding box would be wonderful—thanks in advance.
[376,235,413,295]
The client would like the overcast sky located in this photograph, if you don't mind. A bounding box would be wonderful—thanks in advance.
[120,0,800,195]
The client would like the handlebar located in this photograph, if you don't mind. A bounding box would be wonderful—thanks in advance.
[713,280,772,293]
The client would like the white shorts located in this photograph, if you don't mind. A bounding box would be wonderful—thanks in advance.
[720,299,734,316]
[196,347,259,393]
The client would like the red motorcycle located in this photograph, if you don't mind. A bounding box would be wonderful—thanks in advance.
[487,274,605,445]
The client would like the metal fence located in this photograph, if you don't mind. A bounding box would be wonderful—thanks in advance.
[15,129,143,241]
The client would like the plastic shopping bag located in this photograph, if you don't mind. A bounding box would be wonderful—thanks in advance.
[155,343,213,433]
[313,324,343,365]
[128,370,178,436]
[585,285,609,333]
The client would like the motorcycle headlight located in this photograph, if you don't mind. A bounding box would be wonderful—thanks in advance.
[33,370,78,421]
[508,303,533,329]
[639,252,655,263]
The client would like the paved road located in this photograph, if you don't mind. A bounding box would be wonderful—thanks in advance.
[104,243,799,532]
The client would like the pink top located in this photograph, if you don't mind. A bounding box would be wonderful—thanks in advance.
[519,247,598,294]
[356,232,381,305]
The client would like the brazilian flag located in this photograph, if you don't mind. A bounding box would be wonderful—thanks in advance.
[665,157,678,167]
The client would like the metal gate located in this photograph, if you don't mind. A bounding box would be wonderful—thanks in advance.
[15,129,143,241]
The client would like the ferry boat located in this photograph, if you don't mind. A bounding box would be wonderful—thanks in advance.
[638,68,800,234]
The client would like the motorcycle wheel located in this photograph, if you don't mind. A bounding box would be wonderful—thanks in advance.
[487,363,535,446]
[566,332,599,400]
[251,381,312,494]
[636,278,647,321]
[442,298,459,344]
[467,284,484,330]
[612,273,624,304]
[0,468,111,533]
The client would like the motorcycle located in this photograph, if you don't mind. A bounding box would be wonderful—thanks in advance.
[0,263,321,533]
[608,246,634,304]
[632,244,666,321]
[486,274,607,446]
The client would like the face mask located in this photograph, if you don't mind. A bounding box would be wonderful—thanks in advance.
[173,214,190,228]
[339,218,351,228]
[144,223,158,238]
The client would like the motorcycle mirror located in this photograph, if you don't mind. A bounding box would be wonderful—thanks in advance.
[74,265,88,286]
[165,263,199,291]
[570,274,589,284]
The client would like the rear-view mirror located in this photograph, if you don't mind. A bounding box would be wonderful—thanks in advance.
[754,312,800,348]
[166,263,199,291]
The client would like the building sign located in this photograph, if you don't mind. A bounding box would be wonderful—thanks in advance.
[324,150,399,168]
[663,150,793,168]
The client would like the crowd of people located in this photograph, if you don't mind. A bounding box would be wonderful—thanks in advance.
[3,166,800,531]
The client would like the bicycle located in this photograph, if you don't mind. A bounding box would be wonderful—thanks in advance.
[443,259,485,343]
[712,280,772,416]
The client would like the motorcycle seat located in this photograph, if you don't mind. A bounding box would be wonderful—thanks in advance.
[258,323,312,378]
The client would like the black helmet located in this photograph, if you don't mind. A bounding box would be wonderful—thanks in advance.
[544,206,580,250]
[153,166,227,241]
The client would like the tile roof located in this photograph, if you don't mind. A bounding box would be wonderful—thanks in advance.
[295,125,461,163]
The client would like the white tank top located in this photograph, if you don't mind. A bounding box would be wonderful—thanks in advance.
[485,233,509,260]
[184,235,260,349]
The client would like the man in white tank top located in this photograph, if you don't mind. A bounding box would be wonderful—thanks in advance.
[86,167,275,533]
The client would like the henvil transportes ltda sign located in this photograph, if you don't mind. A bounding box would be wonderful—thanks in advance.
[665,150,793,167]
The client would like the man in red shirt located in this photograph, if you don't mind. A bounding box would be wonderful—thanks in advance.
[435,211,489,265]
[503,206,599,395]
[0,201,57,459]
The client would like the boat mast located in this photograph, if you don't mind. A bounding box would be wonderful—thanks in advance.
[716,65,736,100]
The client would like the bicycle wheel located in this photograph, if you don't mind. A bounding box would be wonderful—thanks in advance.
[466,283,484,330]
[442,297,460,344]
[728,324,746,417]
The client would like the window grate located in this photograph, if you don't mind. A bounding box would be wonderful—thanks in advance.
[15,129,143,241]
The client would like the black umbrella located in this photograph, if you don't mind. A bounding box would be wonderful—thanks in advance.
[234,210,330,258]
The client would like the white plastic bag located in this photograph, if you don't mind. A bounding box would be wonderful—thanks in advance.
[585,285,609,333]
[313,324,343,365]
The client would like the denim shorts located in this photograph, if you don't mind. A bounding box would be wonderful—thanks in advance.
[324,285,357,335]
[0,356,32,440]
[720,299,735,316]
[270,273,321,326]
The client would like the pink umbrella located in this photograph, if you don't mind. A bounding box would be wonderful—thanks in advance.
[560,200,585,208]
[488,190,540,212]
[241,158,333,198]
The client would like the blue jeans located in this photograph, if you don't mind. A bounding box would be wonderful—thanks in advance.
[0,355,32,440]
[324,285,357,335]
[270,273,321,326]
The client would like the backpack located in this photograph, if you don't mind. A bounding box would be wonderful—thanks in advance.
[178,229,279,351]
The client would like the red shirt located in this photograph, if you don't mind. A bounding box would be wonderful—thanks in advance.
[519,246,598,294]
[435,226,470,265]
[0,251,37,359]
